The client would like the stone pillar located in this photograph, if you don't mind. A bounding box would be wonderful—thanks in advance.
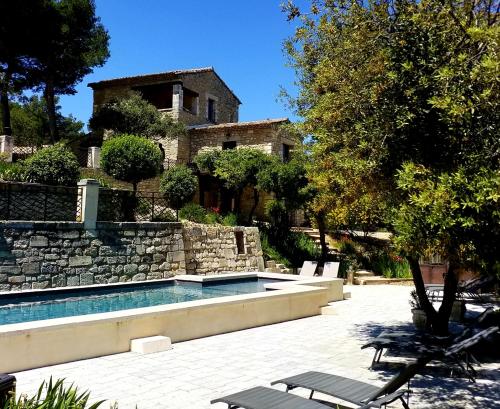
[0,135,13,162]
[172,83,183,120]
[87,146,101,168]
[77,179,100,229]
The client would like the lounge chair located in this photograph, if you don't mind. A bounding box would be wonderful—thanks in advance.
[322,262,340,278]
[300,261,318,276]
[362,325,499,382]
[271,358,429,409]
[211,386,331,409]
[425,276,497,302]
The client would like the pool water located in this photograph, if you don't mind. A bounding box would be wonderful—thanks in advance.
[0,278,283,325]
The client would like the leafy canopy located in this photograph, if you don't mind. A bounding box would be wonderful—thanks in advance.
[100,134,162,188]
[160,165,198,211]
[90,91,186,141]
[394,164,500,276]
[24,143,80,186]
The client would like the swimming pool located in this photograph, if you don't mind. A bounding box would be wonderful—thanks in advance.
[0,278,281,325]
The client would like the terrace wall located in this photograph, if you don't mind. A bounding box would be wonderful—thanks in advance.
[0,221,264,291]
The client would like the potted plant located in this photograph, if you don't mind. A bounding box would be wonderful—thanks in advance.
[409,290,427,330]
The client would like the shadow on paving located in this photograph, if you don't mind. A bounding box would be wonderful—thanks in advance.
[350,321,500,408]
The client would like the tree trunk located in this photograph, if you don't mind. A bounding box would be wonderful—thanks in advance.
[44,79,58,142]
[409,256,458,335]
[0,70,12,136]
[316,212,329,263]
[435,262,459,335]
[248,188,259,224]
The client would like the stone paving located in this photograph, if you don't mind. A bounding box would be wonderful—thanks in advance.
[14,285,500,408]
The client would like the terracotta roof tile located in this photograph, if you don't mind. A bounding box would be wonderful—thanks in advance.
[188,118,289,132]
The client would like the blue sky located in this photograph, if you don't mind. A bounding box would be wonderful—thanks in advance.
[58,1,302,128]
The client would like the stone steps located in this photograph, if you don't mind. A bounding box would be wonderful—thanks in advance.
[354,276,413,285]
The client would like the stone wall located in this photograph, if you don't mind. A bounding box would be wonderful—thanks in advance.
[0,221,185,291]
[0,221,265,291]
[183,223,264,274]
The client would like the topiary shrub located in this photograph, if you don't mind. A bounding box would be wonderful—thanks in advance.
[100,134,162,190]
[160,164,198,220]
[24,144,80,186]
[178,203,207,223]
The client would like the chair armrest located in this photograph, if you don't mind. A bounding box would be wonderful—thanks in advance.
[358,390,408,409]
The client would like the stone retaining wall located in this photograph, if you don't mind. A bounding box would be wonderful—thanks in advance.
[183,223,264,274]
[0,221,264,291]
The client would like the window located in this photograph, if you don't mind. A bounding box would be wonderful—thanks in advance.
[235,231,245,254]
[207,98,216,122]
[282,144,291,162]
[223,141,237,150]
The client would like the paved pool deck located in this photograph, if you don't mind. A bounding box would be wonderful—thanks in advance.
[13,285,500,408]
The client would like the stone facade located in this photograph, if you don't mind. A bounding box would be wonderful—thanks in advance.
[89,68,240,127]
[188,119,295,162]
[0,221,264,291]
[183,223,264,274]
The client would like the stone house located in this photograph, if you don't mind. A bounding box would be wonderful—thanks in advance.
[88,67,297,219]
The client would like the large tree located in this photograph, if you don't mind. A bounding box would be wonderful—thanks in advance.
[34,0,109,142]
[284,0,499,334]
[0,0,49,135]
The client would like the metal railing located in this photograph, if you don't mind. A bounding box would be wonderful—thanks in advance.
[0,181,82,221]
[97,188,174,222]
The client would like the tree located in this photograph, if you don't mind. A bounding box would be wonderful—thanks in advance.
[100,134,162,191]
[257,152,312,230]
[208,148,273,224]
[3,95,84,146]
[160,165,198,221]
[394,164,500,333]
[24,144,80,186]
[0,0,49,135]
[34,0,109,141]
[89,91,185,140]
[284,0,499,333]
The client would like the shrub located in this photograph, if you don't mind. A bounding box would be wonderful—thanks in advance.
[4,377,105,409]
[372,253,412,278]
[160,165,198,219]
[24,144,80,186]
[221,212,238,226]
[260,228,320,268]
[179,203,207,223]
[0,161,26,182]
[100,134,162,190]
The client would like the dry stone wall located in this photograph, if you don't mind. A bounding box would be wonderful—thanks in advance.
[183,223,264,274]
[0,221,264,291]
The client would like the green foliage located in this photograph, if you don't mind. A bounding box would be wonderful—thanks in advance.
[178,203,208,223]
[372,253,412,279]
[0,161,26,182]
[89,92,186,140]
[4,377,105,409]
[3,96,85,146]
[221,212,238,226]
[260,227,320,268]
[193,149,222,174]
[24,144,79,186]
[257,153,310,211]
[284,0,499,228]
[194,147,273,221]
[100,134,162,189]
[160,165,198,211]
[394,164,500,275]
[213,148,272,193]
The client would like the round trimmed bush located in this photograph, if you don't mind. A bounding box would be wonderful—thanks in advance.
[100,134,162,189]
[24,144,80,186]
[160,165,198,217]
